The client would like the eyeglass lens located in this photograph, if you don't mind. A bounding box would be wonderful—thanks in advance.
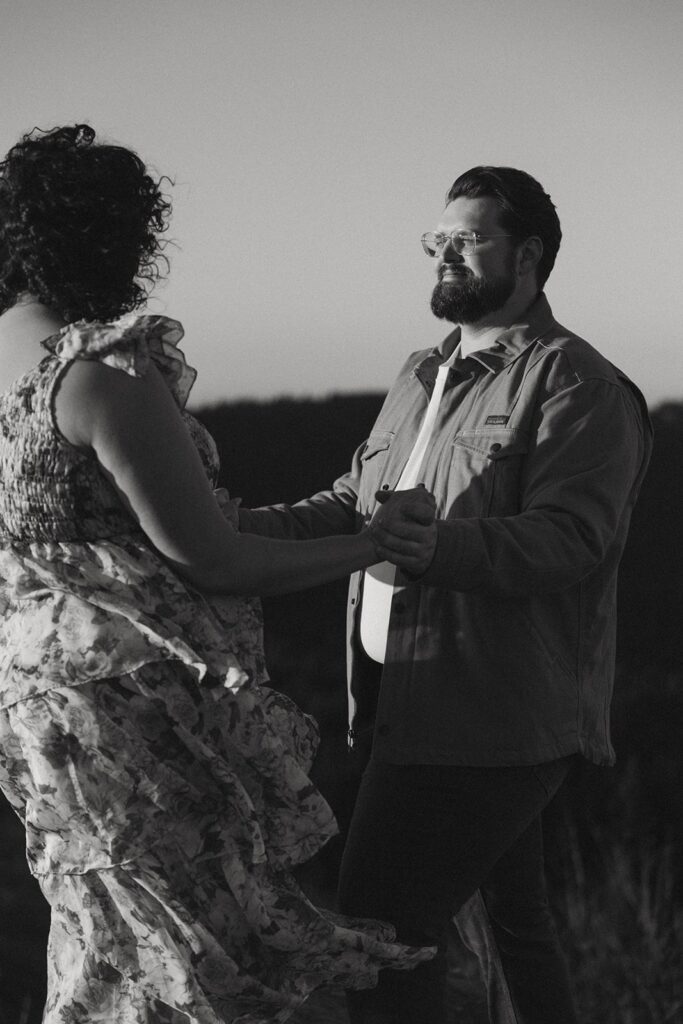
[421,231,475,256]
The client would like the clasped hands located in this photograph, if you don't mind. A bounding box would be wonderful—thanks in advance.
[367,485,438,576]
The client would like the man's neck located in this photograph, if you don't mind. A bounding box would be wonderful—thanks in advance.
[459,289,540,357]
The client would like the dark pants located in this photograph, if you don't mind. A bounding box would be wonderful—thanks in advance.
[337,758,579,1024]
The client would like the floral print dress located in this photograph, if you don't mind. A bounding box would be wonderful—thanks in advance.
[0,315,430,1024]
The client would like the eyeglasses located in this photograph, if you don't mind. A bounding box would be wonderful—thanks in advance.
[420,230,513,257]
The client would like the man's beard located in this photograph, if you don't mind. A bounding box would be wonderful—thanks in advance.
[430,269,516,324]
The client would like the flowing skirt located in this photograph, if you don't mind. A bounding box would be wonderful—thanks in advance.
[0,662,431,1024]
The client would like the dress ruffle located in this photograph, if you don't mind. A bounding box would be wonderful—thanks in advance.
[44,313,197,409]
[1,664,330,876]
[0,537,261,712]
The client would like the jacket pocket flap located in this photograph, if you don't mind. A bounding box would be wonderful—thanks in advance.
[361,430,394,460]
[453,428,529,460]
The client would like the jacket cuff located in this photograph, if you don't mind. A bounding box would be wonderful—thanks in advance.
[410,519,466,586]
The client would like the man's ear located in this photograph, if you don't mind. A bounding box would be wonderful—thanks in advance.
[516,236,543,278]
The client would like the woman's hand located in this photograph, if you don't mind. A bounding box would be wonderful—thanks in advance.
[368,486,438,576]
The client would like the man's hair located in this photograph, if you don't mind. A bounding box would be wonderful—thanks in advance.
[446,166,561,289]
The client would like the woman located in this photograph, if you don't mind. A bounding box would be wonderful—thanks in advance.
[0,124,433,1024]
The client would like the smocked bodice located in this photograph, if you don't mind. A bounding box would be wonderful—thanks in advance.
[0,315,218,544]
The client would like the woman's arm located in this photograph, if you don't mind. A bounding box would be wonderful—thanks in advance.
[53,360,424,595]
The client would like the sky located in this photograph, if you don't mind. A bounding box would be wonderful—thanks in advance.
[1,0,681,410]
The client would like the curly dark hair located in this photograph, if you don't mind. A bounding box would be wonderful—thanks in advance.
[446,166,562,289]
[0,124,172,322]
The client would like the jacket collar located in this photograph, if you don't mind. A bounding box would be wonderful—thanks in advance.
[447,292,557,366]
[414,293,557,393]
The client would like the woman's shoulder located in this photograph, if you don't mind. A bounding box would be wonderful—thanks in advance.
[49,313,221,481]
[43,313,197,409]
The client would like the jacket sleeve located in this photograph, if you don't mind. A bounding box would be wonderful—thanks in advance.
[237,442,364,539]
[418,377,652,595]
[237,351,426,540]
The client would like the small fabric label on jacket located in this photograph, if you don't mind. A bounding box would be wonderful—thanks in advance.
[485,414,510,425]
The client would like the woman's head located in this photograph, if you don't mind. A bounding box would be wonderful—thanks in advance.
[0,124,171,322]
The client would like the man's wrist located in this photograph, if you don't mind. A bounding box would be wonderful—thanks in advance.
[403,522,438,580]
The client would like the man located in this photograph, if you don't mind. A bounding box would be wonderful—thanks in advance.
[238,167,652,1023]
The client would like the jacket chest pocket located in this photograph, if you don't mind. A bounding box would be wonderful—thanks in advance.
[451,428,529,517]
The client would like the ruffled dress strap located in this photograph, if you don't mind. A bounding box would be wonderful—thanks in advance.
[43,313,197,408]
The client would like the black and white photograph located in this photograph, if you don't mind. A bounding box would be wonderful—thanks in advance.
[0,3,681,1023]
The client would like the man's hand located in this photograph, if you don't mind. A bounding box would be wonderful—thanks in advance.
[368,485,438,576]
[214,487,242,530]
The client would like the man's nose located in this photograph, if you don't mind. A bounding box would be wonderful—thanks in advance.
[438,236,464,265]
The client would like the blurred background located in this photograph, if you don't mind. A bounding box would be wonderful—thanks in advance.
[1,2,682,1022]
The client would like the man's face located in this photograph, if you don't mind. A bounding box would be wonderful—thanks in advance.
[430,195,518,325]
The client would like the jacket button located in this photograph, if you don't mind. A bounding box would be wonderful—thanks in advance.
[490,442,502,453]
[381,483,390,490]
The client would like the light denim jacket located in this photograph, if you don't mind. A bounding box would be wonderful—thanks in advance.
[239,295,652,766]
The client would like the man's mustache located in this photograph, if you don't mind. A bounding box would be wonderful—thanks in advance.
[438,264,471,281]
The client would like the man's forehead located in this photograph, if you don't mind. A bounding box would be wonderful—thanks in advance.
[438,195,504,232]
